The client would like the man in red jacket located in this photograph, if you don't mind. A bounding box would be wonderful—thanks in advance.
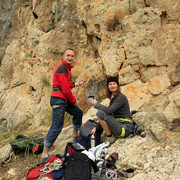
[41,48,83,160]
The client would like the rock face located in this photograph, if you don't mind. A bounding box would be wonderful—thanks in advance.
[0,0,179,179]
[0,0,15,47]
[0,0,179,130]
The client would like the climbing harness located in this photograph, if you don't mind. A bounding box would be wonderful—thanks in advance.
[116,118,133,124]
[53,87,62,92]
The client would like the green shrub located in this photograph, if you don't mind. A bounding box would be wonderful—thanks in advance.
[35,40,39,44]
[42,75,50,86]
[0,119,29,144]
[0,49,5,63]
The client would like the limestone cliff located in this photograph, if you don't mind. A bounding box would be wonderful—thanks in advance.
[0,0,180,179]
[0,0,179,131]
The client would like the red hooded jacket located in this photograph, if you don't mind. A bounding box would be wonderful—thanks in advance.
[51,60,76,104]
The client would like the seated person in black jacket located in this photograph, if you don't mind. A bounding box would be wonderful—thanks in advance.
[88,76,133,142]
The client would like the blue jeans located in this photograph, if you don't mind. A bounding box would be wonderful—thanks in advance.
[44,96,83,147]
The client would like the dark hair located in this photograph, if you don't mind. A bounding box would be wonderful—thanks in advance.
[106,86,121,99]
[64,48,75,54]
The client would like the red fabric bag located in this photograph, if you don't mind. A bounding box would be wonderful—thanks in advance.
[26,154,63,180]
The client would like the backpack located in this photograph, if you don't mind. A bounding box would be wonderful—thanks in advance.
[131,121,139,136]
[130,110,146,138]
[64,152,98,180]
[64,142,85,156]
[75,119,99,150]
[131,121,146,137]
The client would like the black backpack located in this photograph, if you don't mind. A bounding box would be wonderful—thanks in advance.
[130,110,146,138]
[130,121,146,138]
[64,142,85,156]
[75,119,100,150]
[64,152,98,180]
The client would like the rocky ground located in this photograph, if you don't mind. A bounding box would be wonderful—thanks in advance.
[0,107,179,180]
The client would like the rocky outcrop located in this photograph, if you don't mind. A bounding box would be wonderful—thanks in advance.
[0,0,15,47]
[0,0,179,178]
[1,105,179,179]
[47,107,180,179]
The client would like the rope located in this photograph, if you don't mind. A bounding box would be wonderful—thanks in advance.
[21,136,43,167]
[2,149,16,164]
[10,136,44,148]
[24,143,41,167]
[75,85,80,99]
[82,84,95,109]
[64,84,80,121]
[2,136,44,167]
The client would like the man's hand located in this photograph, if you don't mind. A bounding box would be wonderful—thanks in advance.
[75,100,80,106]
[75,80,83,86]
